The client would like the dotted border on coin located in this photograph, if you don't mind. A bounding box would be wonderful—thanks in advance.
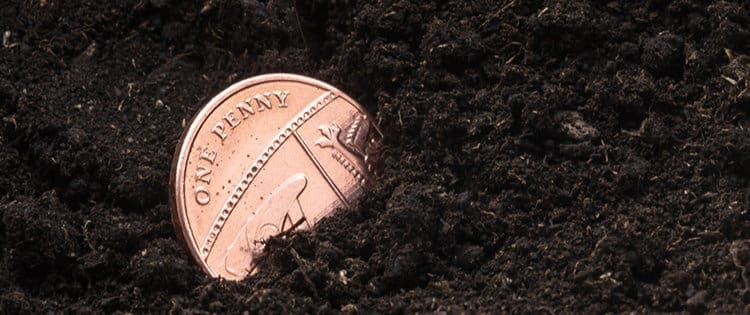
[200,91,338,257]
[331,149,367,186]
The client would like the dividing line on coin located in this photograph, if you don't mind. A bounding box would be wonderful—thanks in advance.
[199,91,338,259]
[291,129,351,209]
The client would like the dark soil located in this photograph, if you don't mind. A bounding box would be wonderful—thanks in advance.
[1,0,750,313]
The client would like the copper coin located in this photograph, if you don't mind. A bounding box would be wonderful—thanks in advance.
[170,74,382,280]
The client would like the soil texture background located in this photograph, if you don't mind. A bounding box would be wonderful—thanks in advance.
[2,0,750,313]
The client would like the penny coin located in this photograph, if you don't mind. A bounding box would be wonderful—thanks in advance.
[170,74,382,280]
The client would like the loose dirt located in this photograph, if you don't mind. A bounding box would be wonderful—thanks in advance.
[1,0,749,313]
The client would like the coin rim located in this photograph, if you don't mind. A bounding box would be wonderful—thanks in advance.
[169,73,376,278]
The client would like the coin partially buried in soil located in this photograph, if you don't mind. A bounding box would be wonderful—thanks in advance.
[170,74,382,280]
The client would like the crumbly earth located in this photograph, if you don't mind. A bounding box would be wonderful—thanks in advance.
[1,0,750,313]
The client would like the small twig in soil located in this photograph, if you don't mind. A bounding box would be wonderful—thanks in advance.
[722,75,738,85]
[82,219,95,250]
[289,248,319,298]
[725,48,735,61]
[479,0,516,29]
[277,216,307,238]
[292,1,308,50]
[200,0,217,14]
[2,31,17,48]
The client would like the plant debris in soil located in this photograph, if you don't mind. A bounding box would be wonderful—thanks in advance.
[1,0,750,313]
